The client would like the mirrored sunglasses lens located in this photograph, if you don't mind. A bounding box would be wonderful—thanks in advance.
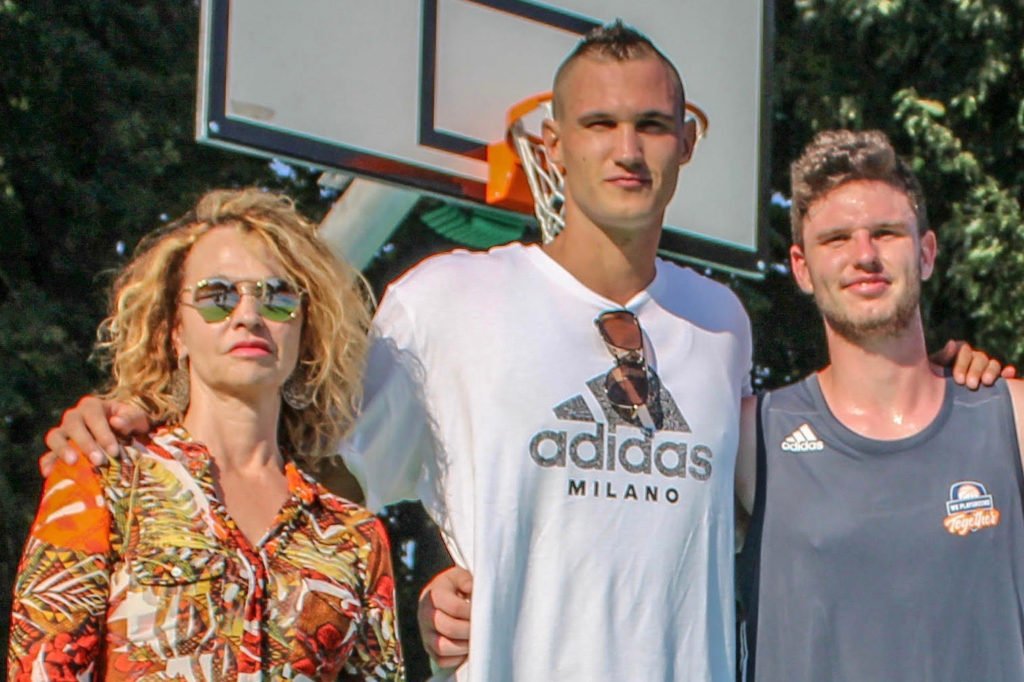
[193,304,233,322]
[258,278,300,321]
[259,295,300,322]
[192,280,239,322]
[604,363,649,407]
[598,312,642,351]
[193,279,231,301]
[261,277,296,295]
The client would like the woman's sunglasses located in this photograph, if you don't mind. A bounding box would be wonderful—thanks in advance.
[180,277,303,323]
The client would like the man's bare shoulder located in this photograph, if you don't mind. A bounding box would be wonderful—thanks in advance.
[1001,377,1024,409]
[998,379,1024,473]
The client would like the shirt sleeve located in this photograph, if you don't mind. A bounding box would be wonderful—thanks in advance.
[340,287,441,512]
[8,458,115,681]
[339,518,405,681]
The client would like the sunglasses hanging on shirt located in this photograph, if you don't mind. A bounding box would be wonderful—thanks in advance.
[595,309,660,431]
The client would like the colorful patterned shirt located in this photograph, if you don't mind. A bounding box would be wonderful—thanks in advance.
[8,426,404,681]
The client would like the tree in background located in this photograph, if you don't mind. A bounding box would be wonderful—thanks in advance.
[759,0,1024,378]
[0,0,319,654]
[1,1,1022,679]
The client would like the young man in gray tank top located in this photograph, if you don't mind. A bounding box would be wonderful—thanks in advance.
[737,129,1024,681]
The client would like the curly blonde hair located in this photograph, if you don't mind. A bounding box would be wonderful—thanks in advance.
[95,188,373,462]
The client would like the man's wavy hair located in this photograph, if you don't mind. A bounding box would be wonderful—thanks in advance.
[552,19,686,119]
[94,188,373,463]
[790,129,928,246]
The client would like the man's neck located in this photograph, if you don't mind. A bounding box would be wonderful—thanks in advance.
[542,217,662,305]
[817,317,945,440]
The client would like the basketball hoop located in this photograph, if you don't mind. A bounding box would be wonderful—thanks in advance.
[486,92,710,243]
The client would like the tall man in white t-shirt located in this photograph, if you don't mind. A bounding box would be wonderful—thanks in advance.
[42,23,998,682]
[344,22,752,680]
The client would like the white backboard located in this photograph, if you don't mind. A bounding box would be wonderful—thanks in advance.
[197,0,770,274]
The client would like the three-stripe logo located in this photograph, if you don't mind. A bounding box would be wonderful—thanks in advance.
[780,423,825,452]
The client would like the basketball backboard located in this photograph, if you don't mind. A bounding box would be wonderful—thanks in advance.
[197,0,770,275]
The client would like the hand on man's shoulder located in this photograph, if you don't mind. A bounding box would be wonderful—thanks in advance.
[40,396,151,476]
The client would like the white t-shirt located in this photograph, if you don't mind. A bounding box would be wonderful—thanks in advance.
[344,243,752,681]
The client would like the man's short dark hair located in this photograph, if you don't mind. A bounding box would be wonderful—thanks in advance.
[790,129,928,246]
[551,20,685,119]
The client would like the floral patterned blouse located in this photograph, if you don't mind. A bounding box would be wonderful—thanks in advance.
[8,426,404,681]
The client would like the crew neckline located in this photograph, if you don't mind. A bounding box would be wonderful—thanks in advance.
[804,373,954,454]
[519,242,671,310]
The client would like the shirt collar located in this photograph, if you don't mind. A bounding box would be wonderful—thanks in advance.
[153,424,322,509]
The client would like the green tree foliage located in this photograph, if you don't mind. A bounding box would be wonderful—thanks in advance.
[756,0,1024,383]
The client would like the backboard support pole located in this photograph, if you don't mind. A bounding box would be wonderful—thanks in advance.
[317,178,420,271]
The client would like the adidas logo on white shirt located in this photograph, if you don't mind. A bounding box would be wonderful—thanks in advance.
[780,423,825,452]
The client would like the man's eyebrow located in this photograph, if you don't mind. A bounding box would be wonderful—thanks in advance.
[815,221,910,240]
[575,109,677,124]
[576,110,614,124]
[813,225,849,242]
[864,220,912,233]
[638,109,676,120]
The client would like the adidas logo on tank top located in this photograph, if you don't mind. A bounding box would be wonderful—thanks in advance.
[780,423,825,452]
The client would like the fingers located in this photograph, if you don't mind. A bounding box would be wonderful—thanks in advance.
[932,339,961,368]
[429,593,471,640]
[929,340,966,382]
[955,342,1007,389]
[941,340,969,386]
[948,341,974,388]
[108,401,152,438]
[419,567,473,669]
[43,396,119,465]
[448,565,474,596]
[419,606,469,668]
[940,341,982,389]
[933,340,1012,389]
[42,425,80,465]
[422,628,469,668]
[978,358,1005,388]
[38,451,59,478]
[429,568,472,627]
[430,650,469,669]
[422,607,470,668]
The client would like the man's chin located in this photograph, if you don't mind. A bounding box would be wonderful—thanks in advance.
[595,206,667,234]
[817,282,922,344]
[822,309,917,343]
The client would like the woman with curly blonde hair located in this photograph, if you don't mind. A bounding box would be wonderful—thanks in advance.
[9,189,404,680]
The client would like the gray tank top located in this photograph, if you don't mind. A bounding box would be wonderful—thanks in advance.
[740,376,1024,682]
